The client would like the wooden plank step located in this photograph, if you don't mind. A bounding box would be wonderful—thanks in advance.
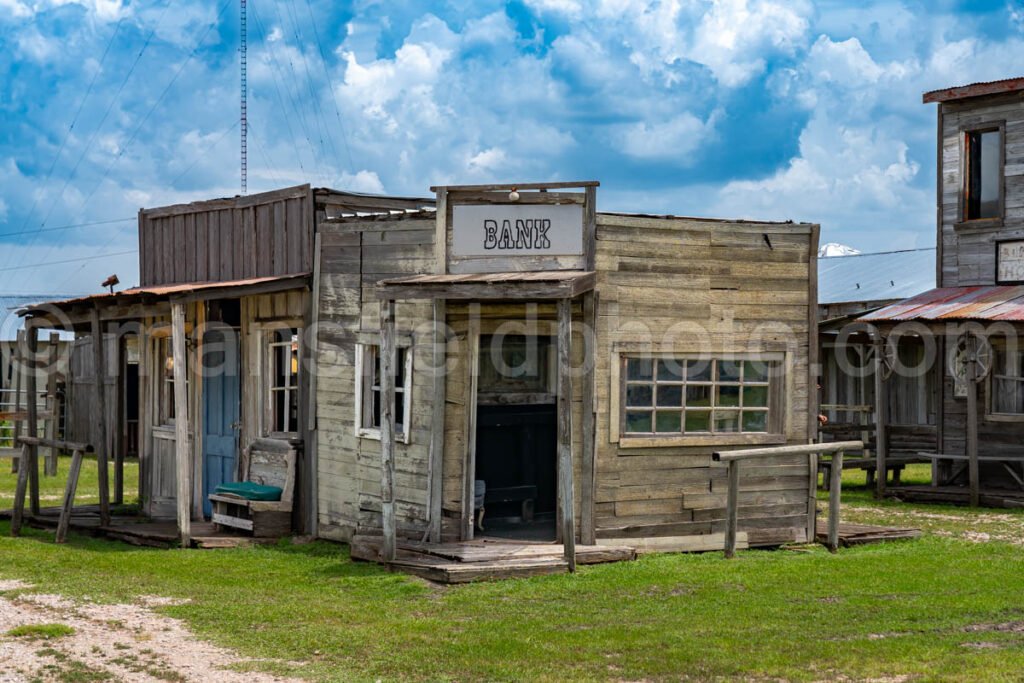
[391,557,571,583]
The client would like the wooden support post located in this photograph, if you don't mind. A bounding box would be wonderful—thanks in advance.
[56,449,84,544]
[827,450,843,552]
[114,336,124,505]
[10,443,30,536]
[91,309,111,526]
[26,326,39,516]
[44,332,59,477]
[806,452,817,543]
[380,300,397,562]
[10,329,22,474]
[461,305,480,542]
[557,297,576,571]
[171,303,190,546]
[579,290,597,545]
[724,459,740,559]
[873,339,888,499]
[427,299,446,544]
[966,335,980,507]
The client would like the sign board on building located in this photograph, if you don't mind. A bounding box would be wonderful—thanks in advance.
[451,204,584,258]
[997,240,1024,284]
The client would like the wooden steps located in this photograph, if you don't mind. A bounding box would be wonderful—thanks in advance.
[351,535,637,583]
[815,521,921,547]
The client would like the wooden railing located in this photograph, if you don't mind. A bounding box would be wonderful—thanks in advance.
[712,440,863,558]
[11,436,94,543]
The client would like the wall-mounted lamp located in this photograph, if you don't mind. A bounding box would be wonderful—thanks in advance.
[508,187,520,202]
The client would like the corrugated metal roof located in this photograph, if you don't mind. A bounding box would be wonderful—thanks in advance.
[923,76,1024,103]
[859,286,1024,322]
[818,248,935,305]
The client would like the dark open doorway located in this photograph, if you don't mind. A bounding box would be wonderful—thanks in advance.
[474,334,557,542]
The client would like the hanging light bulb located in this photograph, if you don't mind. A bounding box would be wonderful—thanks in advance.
[508,187,520,202]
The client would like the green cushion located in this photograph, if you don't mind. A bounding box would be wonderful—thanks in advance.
[214,481,282,502]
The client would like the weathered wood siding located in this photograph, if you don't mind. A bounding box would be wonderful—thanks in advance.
[592,214,817,547]
[315,215,436,542]
[938,93,1024,287]
[138,185,314,286]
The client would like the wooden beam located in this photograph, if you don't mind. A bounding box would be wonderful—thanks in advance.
[579,290,597,545]
[461,306,480,541]
[873,340,888,499]
[583,185,597,271]
[827,450,844,552]
[55,448,84,543]
[380,299,397,562]
[808,223,820,443]
[9,443,30,536]
[306,231,322,537]
[26,326,39,516]
[43,333,59,477]
[557,297,576,571]
[724,459,740,559]
[171,303,190,546]
[966,335,980,507]
[806,451,818,543]
[17,437,93,452]
[430,180,600,192]
[91,310,110,526]
[376,275,596,302]
[10,330,22,474]
[434,187,448,275]
[712,440,863,461]
[427,299,446,543]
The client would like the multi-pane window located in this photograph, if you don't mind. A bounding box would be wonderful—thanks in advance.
[622,357,775,436]
[991,346,1024,415]
[963,126,1002,221]
[267,328,299,434]
[158,337,186,425]
[356,343,411,440]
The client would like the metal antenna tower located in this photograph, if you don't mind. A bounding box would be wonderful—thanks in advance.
[240,0,247,195]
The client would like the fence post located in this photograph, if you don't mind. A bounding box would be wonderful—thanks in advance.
[827,450,844,552]
[724,459,740,559]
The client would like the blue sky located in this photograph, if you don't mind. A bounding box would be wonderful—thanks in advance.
[1,0,1022,294]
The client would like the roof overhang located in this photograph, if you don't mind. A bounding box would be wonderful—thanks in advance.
[858,286,1024,324]
[923,76,1024,104]
[20,273,311,330]
[376,271,596,301]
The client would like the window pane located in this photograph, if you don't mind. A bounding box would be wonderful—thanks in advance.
[686,359,712,382]
[743,385,769,408]
[744,360,770,383]
[627,358,653,380]
[717,385,740,407]
[625,411,652,433]
[967,130,1001,220]
[626,385,653,407]
[657,359,685,381]
[718,360,741,382]
[684,410,710,432]
[656,384,683,407]
[655,411,682,433]
[686,385,712,407]
[714,411,739,433]
[993,378,1024,414]
[742,411,768,432]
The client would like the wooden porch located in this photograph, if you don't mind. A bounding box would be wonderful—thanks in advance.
[349,535,636,583]
[886,484,1024,508]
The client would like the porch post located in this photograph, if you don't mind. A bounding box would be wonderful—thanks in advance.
[966,334,980,507]
[873,337,888,499]
[26,324,39,516]
[91,308,111,526]
[380,299,397,562]
[557,297,576,571]
[579,290,597,545]
[427,298,446,544]
[171,303,191,546]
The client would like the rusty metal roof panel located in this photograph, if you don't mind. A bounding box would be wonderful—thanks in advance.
[859,286,1024,322]
[923,76,1024,103]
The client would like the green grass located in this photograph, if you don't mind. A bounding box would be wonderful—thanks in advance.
[0,454,139,510]
[5,623,75,640]
[0,463,1023,680]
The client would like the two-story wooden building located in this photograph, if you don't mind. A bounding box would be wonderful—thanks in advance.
[16,180,822,567]
[862,76,1024,506]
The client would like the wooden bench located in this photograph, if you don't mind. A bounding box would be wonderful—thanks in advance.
[208,440,296,538]
[918,452,1024,489]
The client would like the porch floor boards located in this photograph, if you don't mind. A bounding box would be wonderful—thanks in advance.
[0,506,276,549]
[350,535,637,583]
[814,520,921,547]
[886,485,1024,508]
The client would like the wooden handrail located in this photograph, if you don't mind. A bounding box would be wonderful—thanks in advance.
[717,440,863,557]
[16,436,94,453]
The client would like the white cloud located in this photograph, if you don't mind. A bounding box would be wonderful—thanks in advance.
[336,170,386,194]
[467,147,507,172]
[618,110,720,161]
[15,26,58,61]
[0,0,32,19]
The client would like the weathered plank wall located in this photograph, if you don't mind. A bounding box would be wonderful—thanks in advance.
[315,214,436,542]
[138,185,314,287]
[592,214,817,547]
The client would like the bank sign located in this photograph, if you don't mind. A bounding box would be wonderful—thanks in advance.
[998,240,1024,284]
[451,204,584,257]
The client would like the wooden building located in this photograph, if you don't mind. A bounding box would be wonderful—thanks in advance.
[17,180,821,556]
[860,76,1024,505]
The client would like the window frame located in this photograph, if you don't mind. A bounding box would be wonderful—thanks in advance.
[154,333,187,428]
[986,338,1024,422]
[610,350,787,448]
[262,325,301,438]
[956,120,1005,229]
[354,341,413,444]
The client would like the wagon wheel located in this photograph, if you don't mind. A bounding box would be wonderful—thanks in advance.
[880,339,899,380]
[948,333,993,383]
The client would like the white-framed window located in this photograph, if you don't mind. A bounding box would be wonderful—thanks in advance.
[265,327,300,436]
[156,336,187,426]
[355,342,412,443]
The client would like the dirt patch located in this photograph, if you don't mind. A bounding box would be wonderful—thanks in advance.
[0,588,301,682]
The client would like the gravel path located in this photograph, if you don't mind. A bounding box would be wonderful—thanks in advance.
[0,581,300,682]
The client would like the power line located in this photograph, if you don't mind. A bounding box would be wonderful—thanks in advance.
[302,0,355,173]
[0,250,137,273]
[169,119,240,187]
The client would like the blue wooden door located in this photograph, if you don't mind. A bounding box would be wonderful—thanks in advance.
[202,328,240,517]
